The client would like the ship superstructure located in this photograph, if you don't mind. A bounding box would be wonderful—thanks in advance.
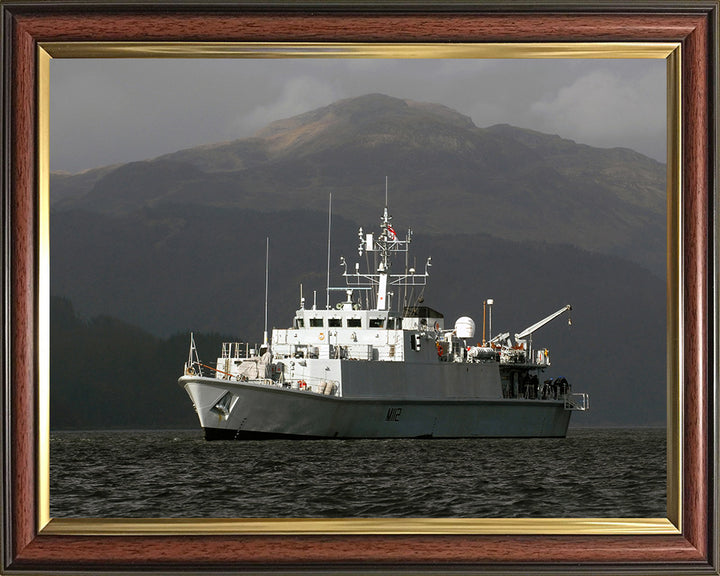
[179,201,588,440]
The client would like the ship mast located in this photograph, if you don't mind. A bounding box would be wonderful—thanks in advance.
[326,193,332,310]
[337,183,431,312]
[263,237,269,347]
[376,197,393,310]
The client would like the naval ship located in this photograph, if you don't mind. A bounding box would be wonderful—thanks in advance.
[179,202,588,440]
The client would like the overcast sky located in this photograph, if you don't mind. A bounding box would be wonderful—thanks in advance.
[50,58,666,173]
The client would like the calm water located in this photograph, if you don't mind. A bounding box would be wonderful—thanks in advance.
[50,428,666,518]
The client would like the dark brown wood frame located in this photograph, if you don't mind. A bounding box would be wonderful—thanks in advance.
[1,1,717,573]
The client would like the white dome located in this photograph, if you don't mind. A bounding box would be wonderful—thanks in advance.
[454,316,475,339]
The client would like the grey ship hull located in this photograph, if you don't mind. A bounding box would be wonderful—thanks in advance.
[180,376,572,440]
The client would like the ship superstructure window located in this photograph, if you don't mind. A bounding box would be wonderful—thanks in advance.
[310,318,324,328]
[295,318,304,328]
[328,318,342,327]
[347,318,362,328]
[369,318,385,328]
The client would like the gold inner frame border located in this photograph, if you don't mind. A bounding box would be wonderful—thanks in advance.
[37,41,682,537]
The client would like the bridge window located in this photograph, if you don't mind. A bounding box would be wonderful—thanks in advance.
[310,318,324,328]
[369,318,385,328]
[295,318,304,328]
[347,318,362,328]
[328,318,342,327]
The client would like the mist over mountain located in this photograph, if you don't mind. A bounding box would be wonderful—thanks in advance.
[51,93,666,276]
[50,94,667,428]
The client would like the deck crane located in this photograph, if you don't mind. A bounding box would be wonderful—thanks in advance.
[514,305,572,361]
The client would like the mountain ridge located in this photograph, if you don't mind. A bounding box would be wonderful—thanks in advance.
[48,94,668,429]
[50,94,666,276]
[50,203,666,427]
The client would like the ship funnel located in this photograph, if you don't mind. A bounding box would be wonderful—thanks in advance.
[454,316,476,339]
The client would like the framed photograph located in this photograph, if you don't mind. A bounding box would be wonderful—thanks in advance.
[2,1,717,574]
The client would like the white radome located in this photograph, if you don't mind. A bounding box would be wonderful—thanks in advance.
[454,316,476,339]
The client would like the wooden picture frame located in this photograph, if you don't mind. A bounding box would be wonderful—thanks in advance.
[1,1,717,573]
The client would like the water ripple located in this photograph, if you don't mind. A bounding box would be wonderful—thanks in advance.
[50,428,666,518]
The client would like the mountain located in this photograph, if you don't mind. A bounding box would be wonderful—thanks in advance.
[50,204,665,428]
[49,94,668,428]
[51,93,666,276]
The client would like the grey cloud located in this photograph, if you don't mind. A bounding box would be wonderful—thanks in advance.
[50,58,666,173]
